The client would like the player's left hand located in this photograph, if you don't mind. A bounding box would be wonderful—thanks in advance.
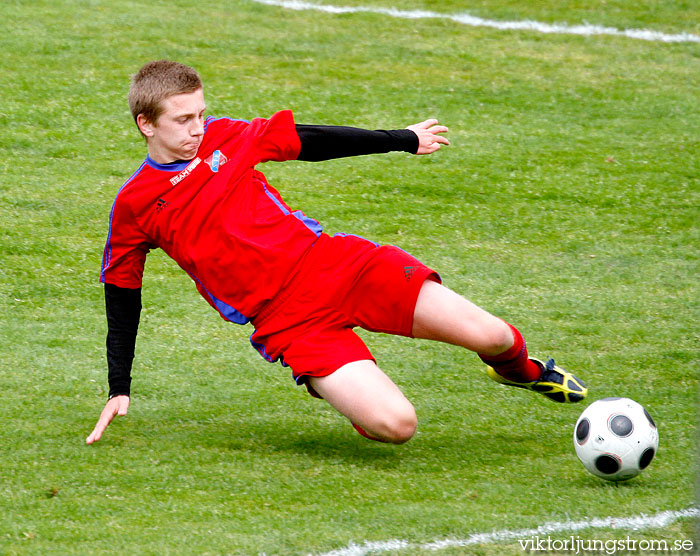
[406,119,450,155]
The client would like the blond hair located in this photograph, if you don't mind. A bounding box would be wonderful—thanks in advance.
[128,60,202,127]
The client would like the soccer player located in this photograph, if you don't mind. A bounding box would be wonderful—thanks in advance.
[86,60,586,446]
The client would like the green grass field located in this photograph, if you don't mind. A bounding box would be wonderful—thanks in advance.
[1,1,698,554]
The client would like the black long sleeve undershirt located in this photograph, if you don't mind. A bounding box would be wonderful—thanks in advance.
[105,283,141,398]
[296,125,418,161]
[103,124,419,397]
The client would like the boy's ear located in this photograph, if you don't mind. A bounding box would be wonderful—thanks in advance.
[136,113,155,137]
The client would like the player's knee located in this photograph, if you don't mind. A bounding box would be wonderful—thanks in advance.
[380,405,417,444]
[477,318,514,357]
[389,416,417,444]
[358,403,417,444]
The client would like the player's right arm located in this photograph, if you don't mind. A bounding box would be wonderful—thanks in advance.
[88,189,149,445]
[86,283,143,444]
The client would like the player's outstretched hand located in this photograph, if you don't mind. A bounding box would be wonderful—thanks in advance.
[406,119,450,155]
[86,395,130,444]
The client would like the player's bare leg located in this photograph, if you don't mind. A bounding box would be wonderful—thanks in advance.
[308,360,417,444]
[412,279,513,354]
[412,280,586,402]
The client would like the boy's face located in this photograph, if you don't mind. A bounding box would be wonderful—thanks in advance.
[138,88,206,163]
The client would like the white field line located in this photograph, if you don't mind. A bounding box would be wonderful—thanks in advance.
[252,0,700,43]
[310,507,700,556]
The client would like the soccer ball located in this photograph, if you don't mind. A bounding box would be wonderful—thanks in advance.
[573,397,659,481]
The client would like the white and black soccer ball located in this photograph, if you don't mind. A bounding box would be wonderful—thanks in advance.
[573,397,659,481]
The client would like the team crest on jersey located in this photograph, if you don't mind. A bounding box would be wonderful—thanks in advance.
[204,150,228,173]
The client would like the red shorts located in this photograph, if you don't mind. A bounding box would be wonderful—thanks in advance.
[250,233,440,390]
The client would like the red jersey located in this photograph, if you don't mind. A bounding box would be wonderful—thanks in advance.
[100,110,323,324]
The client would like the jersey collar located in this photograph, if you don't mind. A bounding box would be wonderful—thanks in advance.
[145,155,193,172]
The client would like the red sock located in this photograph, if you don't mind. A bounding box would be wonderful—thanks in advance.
[479,323,542,383]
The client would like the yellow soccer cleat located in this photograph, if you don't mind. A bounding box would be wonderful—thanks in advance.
[487,357,587,403]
